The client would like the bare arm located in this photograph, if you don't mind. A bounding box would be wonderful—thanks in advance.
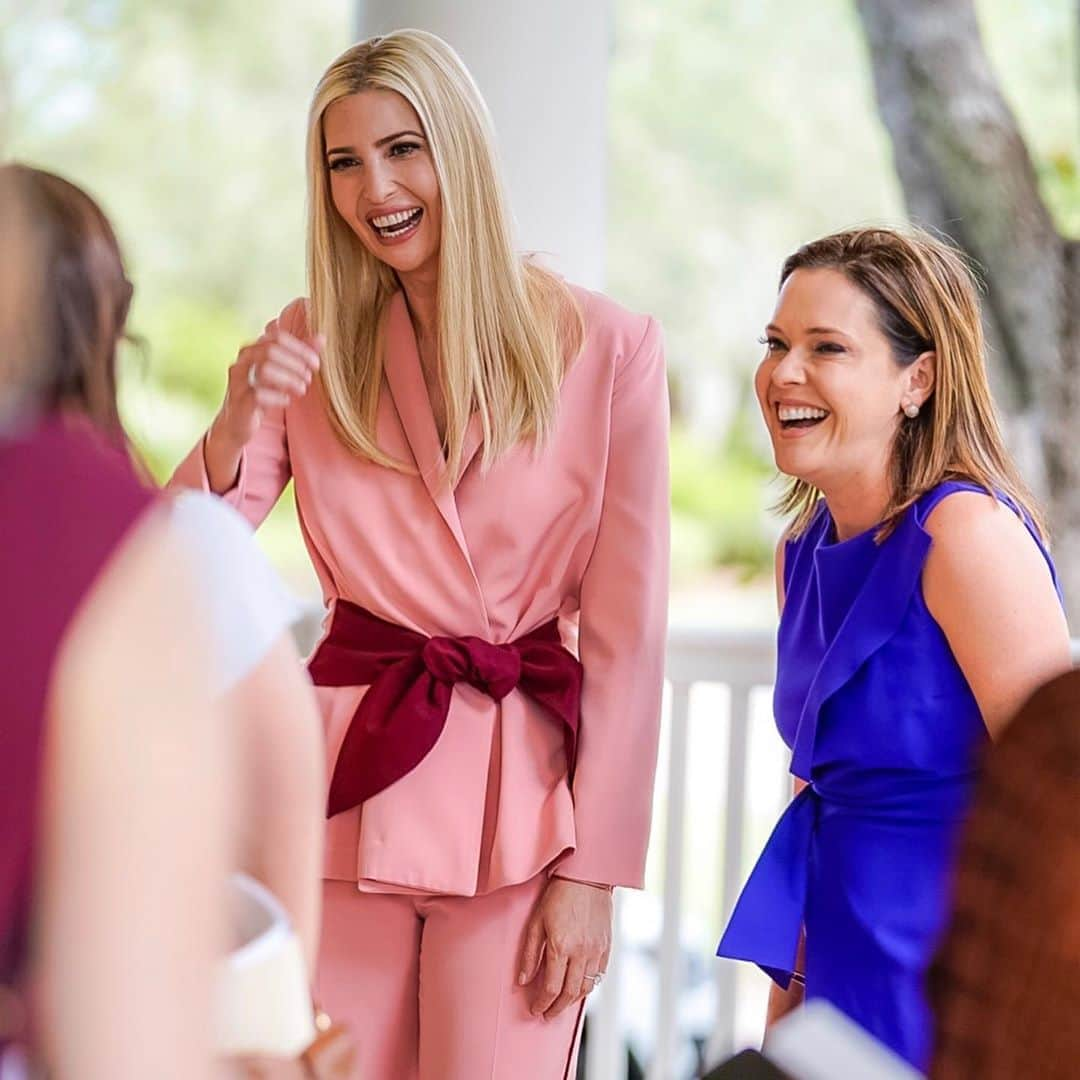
[37,513,231,1080]
[922,492,1071,738]
[227,633,324,975]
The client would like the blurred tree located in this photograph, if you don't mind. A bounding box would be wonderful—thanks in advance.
[855,0,1080,613]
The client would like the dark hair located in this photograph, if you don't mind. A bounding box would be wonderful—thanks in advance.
[2,164,133,440]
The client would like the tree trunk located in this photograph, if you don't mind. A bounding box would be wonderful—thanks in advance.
[855,0,1080,618]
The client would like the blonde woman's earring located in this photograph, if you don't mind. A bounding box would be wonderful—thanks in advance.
[903,401,920,419]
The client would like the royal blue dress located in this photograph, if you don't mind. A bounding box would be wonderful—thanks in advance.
[716,480,1059,1070]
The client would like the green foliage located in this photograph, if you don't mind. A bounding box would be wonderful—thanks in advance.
[670,424,776,582]
[129,294,247,405]
[976,0,1080,238]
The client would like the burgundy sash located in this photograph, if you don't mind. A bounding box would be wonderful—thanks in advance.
[309,602,583,818]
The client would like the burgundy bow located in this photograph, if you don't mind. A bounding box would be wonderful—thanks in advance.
[309,602,583,818]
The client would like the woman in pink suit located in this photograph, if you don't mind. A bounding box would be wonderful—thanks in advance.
[172,29,670,1080]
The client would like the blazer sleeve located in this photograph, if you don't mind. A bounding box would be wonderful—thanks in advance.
[554,315,670,889]
[168,300,307,529]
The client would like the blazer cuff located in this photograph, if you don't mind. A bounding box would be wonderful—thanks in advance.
[171,433,247,510]
[549,873,615,892]
[552,849,645,891]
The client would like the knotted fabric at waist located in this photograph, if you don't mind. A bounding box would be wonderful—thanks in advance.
[308,601,583,818]
[715,776,975,988]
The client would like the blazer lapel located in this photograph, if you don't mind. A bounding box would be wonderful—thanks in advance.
[458,411,484,484]
[381,293,484,590]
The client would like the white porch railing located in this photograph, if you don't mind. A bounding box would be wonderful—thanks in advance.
[584,624,780,1080]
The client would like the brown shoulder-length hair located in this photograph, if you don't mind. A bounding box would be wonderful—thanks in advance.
[1,163,133,442]
[775,226,1045,541]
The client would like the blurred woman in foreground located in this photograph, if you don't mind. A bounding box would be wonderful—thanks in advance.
[0,166,229,1078]
[930,668,1080,1078]
[3,162,338,1077]
[717,226,1071,1071]
[3,162,326,977]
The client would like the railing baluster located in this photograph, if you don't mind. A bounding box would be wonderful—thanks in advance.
[584,890,625,1080]
[707,681,752,1066]
[648,681,692,1080]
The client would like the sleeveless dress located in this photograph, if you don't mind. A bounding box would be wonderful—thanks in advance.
[0,416,154,1057]
[716,480,1060,1070]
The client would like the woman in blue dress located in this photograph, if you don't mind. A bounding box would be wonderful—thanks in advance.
[717,226,1072,1071]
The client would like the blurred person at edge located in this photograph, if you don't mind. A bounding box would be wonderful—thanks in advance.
[929,668,1080,1079]
[169,28,670,1080]
[0,166,230,1078]
[716,227,1071,1073]
[5,162,325,975]
[2,163,333,1078]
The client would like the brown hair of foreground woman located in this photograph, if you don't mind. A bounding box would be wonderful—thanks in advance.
[929,668,1080,1078]
[1,163,133,440]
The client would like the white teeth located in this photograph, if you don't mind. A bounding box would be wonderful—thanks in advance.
[372,209,420,228]
[778,405,828,422]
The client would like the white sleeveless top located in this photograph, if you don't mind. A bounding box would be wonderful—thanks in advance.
[169,490,302,692]
[170,492,316,1057]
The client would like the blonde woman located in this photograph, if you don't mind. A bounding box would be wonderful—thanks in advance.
[717,227,1071,1072]
[172,29,669,1079]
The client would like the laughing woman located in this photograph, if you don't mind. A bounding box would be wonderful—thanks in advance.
[716,227,1071,1071]
[171,29,669,1080]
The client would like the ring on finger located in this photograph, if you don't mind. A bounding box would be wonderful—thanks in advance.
[583,972,604,988]
[247,362,260,389]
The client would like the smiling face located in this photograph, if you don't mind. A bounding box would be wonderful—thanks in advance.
[755,267,933,498]
[323,89,442,284]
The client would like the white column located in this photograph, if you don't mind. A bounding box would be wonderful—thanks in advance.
[355,0,609,289]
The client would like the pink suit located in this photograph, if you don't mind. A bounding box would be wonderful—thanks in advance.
[172,284,669,1078]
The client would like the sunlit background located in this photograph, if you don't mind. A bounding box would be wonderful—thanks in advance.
[4,2,1076,1076]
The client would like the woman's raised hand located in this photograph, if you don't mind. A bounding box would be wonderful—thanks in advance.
[204,321,322,494]
[222,322,322,447]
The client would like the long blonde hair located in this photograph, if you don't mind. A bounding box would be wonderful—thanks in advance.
[306,29,583,479]
[775,226,1046,540]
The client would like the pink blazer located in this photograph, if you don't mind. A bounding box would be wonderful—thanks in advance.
[172,285,669,895]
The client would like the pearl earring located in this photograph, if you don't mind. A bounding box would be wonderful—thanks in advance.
[903,401,920,419]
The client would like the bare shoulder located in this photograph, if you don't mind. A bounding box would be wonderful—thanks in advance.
[922,489,1040,566]
[921,488,1069,735]
[922,488,1055,611]
[54,509,208,700]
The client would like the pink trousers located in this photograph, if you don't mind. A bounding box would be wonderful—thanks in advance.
[316,875,585,1080]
